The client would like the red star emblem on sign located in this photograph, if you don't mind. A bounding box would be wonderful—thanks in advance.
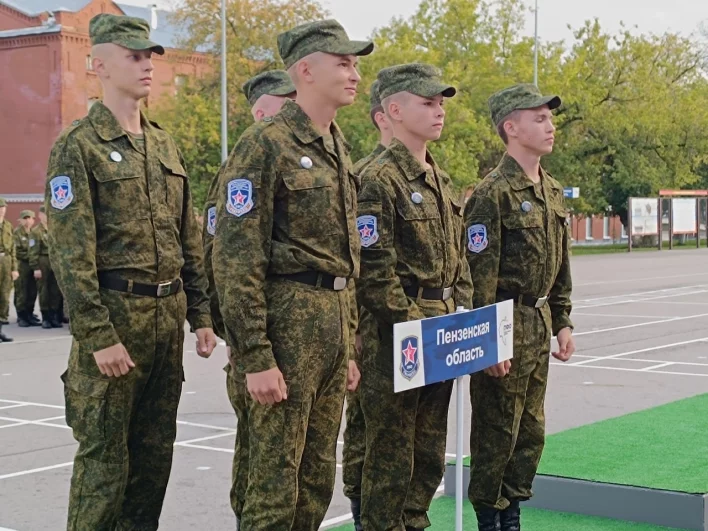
[360,225,372,238]
[402,340,417,364]
[233,191,246,205]
[56,188,66,199]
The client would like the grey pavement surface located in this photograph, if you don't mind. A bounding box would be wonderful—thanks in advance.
[0,249,707,530]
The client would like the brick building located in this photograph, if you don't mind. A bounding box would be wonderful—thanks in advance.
[0,0,209,221]
[569,214,627,245]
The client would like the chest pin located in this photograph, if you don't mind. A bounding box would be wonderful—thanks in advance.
[300,156,313,169]
[411,192,423,204]
[521,201,532,212]
[110,151,122,162]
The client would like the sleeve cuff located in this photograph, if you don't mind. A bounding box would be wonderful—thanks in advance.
[241,352,278,374]
[188,313,213,332]
[78,326,122,354]
[552,316,574,337]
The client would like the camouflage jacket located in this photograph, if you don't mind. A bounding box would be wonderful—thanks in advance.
[0,220,16,270]
[463,153,573,335]
[45,102,211,353]
[28,223,49,270]
[356,138,474,326]
[212,99,360,374]
[13,226,32,262]
[352,143,386,176]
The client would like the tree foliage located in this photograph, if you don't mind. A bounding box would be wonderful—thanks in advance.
[152,0,708,219]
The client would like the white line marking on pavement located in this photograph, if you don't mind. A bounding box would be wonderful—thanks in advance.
[0,527,20,530]
[640,362,675,371]
[175,432,235,446]
[0,399,64,410]
[575,290,708,310]
[573,312,680,319]
[0,336,71,346]
[0,415,66,430]
[0,404,27,411]
[575,273,708,287]
[642,300,708,306]
[573,285,706,304]
[573,313,708,337]
[552,363,708,377]
[0,461,74,480]
[572,355,708,366]
[570,337,708,365]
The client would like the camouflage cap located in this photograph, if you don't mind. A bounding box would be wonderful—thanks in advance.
[242,70,296,107]
[277,19,374,69]
[377,63,456,101]
[489,83,561,126]
[20,210,35,218]
[0,198,6,207]
[369,79,382,110]
[39,206,46,213]
[89,14,165,55]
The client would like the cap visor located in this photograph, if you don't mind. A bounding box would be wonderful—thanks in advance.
[522,94,562,111]
[413,81,457,99]
[122,38,165,55]
[330,40,375,58]
[268,85,296,97]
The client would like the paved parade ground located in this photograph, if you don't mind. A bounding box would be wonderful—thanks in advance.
[0,248,707,530]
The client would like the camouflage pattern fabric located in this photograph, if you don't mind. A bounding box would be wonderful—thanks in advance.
[0,219,16,321]
[13,226,37,315]
[89,13,165,54]
[242,70,296,106]
[376,63,456,100]
[212,98,359,529]
[356,139,474,530]
[46,101,211,530]
[488,83,561,126]
[342,144,385,503]
[224,363,249,520]
[463,153,573,511]
[29,223,62,313]
[277,19,373,69]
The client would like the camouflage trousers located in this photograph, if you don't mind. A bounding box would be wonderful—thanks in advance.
[0,254,12,320]
[342,388,366,500]
[360,299,455,531]
[468,305,551,511]
[14,259,37,314]
[239,278,351,531]
[61,287,187,531]
[36,255,62,312]
[224,362,248,521]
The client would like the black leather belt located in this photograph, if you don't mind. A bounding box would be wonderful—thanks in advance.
[276,271,348,291]
[98,274,182,298]
[404,285,454,301]
[497,289,548,309]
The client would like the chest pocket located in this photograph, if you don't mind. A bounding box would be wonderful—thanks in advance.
[501,211,544,259]
[281,169,338,238]
[395,195,443,254]
[93,162,149,223]
[160,156,187,218]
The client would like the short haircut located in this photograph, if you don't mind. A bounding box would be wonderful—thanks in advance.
[496,109,521,145]
[370,105,383,131]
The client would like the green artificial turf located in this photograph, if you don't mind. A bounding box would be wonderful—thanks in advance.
[328,497,684,530]
[453,394,708,493]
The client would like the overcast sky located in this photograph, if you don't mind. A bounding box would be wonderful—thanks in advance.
[124,0,708,44]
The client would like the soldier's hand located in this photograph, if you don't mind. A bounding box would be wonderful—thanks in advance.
[33,270,42,280]
[553,328,575,362]
[347,360,361,391]
[246,367,288,405]
[11,271,18,281]
[484,360,511,378]
[195,328,217,358]
[94,343,135,377]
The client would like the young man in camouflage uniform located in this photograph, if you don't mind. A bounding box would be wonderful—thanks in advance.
[14,210,39,327]
[203,69,295,529]
[463,83,575,531]
[30,206,63,329]
[45,14,215,530]
[212,19,372,530]
[0,198,17,340]
[355,63,474,531]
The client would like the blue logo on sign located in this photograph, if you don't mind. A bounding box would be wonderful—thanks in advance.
[400,335,420,380]
[357,215,379,248]
[467,224,488,253]
[207,206,216,235]
[50,176,74,210]
[226,179,254,217]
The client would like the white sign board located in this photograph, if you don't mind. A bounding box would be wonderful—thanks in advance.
[671,198,697,234]
[630,198,659,236]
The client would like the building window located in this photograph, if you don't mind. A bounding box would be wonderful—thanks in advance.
[603,216,611,239]
[86,55,92,71]
[585,216,593,240]
[621,223,627,239]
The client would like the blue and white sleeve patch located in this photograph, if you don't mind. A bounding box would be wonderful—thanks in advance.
[467,224,488,253]
[50,176,74,210]
[226,179,254,217]
[206,206,216,235]
[357,215,379,248]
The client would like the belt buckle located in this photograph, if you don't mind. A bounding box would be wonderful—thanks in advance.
[535,296,548,309]
[157,281,172,297]
[333,277,347,291]
[442,287,453,301]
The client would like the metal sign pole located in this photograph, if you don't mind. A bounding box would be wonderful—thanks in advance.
[220,0,228,163]
[455,306,466,531]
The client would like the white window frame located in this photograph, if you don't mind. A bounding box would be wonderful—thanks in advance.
[603,216,611,240]
[585,216,593,240]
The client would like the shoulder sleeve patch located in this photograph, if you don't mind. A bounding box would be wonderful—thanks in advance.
[467,223,488,253]
[49,176,74,210]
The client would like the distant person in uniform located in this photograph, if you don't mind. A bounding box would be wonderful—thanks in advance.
[45,14,215,530]
[463,83,575,531]
[0,198,17,340]
[355,63,474,531]
[14,210,39,327]
[30,206,63,329]
[202,68,296,528]
[212,19,372,530]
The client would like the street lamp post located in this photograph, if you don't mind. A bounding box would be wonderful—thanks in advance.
[220,0,228,163]
[533,0,538,86]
